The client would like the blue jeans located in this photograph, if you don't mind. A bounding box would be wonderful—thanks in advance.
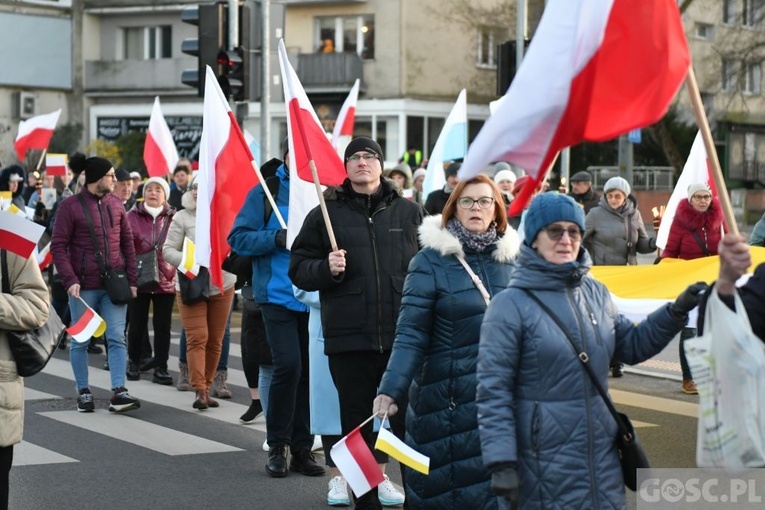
[69,290,128,390]
[217,303,234,371]
[679,327,696,381]
[259,365,274,421]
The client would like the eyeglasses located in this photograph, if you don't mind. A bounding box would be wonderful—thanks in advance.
[347,153,378,162]
[544,225,582,241]
[457,197,495,209]
[691,195,712,201]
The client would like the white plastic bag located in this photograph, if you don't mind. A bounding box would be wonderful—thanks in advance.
[685,289,765,468]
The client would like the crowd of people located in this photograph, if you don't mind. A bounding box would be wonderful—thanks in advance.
[1,140,764,510]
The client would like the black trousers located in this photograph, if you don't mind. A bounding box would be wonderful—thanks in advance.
[0,444,12,510]
[128,293,175,369]
[240,300,270,388]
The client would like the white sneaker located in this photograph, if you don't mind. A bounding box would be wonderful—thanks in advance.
[327,476,350,507]
[312,435,323,452]
[262,439,269,452]
[378,474,405,507]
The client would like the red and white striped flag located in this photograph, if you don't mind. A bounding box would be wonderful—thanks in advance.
[332,79,360,157]
[195,66,259,290]
[143,96,179,177]
[67,302,106,344]
[459,0,690,216]
[14,109,62,161]
[45,153,68,176]
[0,210,45,258]
[330,426,385,498]
[35,242,53,271]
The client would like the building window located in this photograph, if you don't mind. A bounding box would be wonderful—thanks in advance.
[477,28,502,68]
[744,62,762,94]
[122,26,171,60]
[722,58,738,91]
[744,0,765,27]
[315,15,375,59]
[723,0,737,24]
[694,22,715,39]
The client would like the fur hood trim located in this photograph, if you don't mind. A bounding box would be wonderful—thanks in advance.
[418,215,520,263]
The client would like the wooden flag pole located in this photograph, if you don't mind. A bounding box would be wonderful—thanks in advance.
[36,148,47,172]
[685,65,739,234]
[309,159,338,252]
[250,161,286,229]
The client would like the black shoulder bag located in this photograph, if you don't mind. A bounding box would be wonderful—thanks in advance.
[136,217,171,292]
[2,250,66,377]
[522,290,649,492]
[77,195,132,304]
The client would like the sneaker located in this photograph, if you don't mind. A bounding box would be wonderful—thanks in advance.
[239,400,263,424]
[682,379,698,395]
[262,439,270,452]
[109,387,141,413]
[327,476,351,507]
[126,360,140,381]
[378,474,405,507]
[77,388,94,413]
[176,362,192,392]
[312,435,323,452]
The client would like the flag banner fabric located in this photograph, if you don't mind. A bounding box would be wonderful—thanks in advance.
[287,140,321,249]
[459,0,689,216]
[35,242,53,271]
[196,66,260,289]
[7,204,27,218]
[330,426,386,498]
[278,39,347,187]
[243,129,261,167]
[423,89,467,201]
[332,78,360,158]
[14,109,62,160]
[375,426,430,475]
[143,96,180,177]
[0,210,46,258]
[656,131,723,250]
[66,304,106,344]
[180,237,200,278]
[45,153,68,176]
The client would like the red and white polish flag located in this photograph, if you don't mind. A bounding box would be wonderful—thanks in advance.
[35,242,53,271]
[45,153,68,177]
[143,96,180,177]
[330,426,385,498]
[195,66,260,290]
[0,210,46,259]
[459,0,690,216]
[332,78,360,158]
[66,303,106,344]
[14,109,62,161]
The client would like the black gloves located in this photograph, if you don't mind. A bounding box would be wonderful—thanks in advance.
[491,466,519,509]
[275,230,287,249]
[671,281,709,317]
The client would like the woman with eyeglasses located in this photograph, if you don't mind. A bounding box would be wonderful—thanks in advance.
[373,175,521,509]
[661,183,725,395]
[476,193,701,509]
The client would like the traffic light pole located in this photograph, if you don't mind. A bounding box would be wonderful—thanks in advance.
[261,0,271,161]
[228,0,238,51]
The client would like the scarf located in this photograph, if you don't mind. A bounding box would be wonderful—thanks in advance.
[144,204,163,218]
[446,217,497,253]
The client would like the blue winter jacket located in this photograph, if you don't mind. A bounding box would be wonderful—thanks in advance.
[477,244,687,509]
[228,164,307,312]
[378,216,520,510]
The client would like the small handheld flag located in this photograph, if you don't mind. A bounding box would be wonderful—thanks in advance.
[67,299,106,344]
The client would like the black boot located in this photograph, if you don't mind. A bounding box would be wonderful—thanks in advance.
[266,445,289,478]
[289,449,326,477]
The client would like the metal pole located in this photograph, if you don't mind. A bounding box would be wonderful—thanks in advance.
[261,0,271,160]
[516,0,527,64]
[228,0,238,50]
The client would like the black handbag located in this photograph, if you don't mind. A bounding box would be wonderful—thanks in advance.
[177,266,210,305]
[78,195,132,305]
[522,290,649,492]
[2,250,66,377]
[136,217,171,292]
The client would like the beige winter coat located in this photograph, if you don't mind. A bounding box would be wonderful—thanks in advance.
[0,251,50,447]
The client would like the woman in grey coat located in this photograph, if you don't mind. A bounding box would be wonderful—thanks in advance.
[582,176,656,266]
[476,193,705,509]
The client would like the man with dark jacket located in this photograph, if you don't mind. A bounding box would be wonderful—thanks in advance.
[568,170,600,213]
[424,161,460,215]
[290,136,423,510]
[50,153,140,414]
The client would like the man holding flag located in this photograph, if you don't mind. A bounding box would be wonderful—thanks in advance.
[290,136,423,509]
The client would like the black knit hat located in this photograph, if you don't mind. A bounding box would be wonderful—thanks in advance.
[69,153,114,184]
[344,137,384,166]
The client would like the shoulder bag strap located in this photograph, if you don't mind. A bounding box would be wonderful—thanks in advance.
[153,214,172,250]
[692,231,711,257]
[77,194,107,275]
[520,289,632,439]
[1,249,9,294]
[456,255,491,307]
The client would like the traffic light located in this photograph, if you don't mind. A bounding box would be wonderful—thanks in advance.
[181,3,226,97]
[217,47,246,100]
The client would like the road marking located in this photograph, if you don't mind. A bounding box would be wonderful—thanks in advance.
[24,388,62,401]
[38,410,244,456]
[610,389,698,418]
[12,441,78,466]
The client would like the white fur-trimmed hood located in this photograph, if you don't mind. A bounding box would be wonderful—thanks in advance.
[418,215,521,263]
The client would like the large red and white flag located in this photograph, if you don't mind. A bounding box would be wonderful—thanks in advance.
[330,426,385,498]
[656,131,723,250]
[0,211,45,258]
[45,153,68,176]
[459,0,690,216]
[143,96,179,177]
[332,79,360,158]
[278,39,346,187]
[195,66,260,290]
[15,109,62,161]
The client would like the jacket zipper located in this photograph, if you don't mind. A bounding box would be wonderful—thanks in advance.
[96,198,110,265]
[367,196,386,353]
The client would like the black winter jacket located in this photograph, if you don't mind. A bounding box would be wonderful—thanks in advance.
[289,178,423,354]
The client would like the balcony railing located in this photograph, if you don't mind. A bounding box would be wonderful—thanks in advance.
[85,58,194,92]
[296,52,363,93]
